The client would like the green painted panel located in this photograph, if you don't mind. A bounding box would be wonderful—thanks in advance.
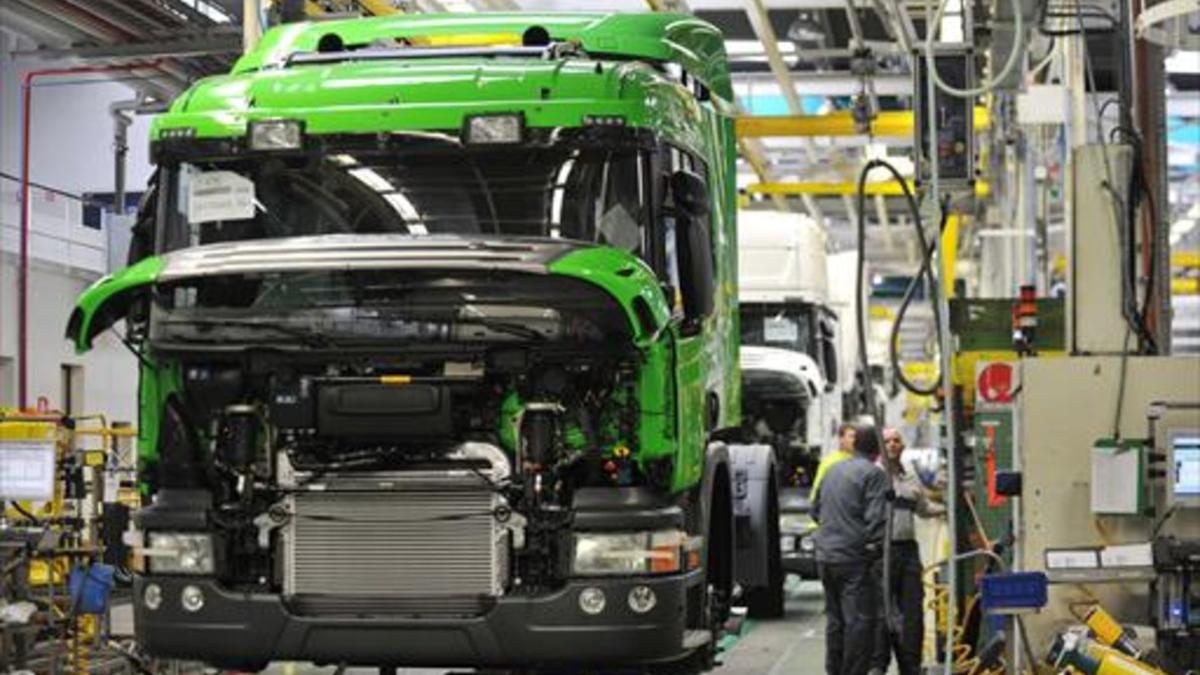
[950,298,1065,352]
[972,408,1015,557]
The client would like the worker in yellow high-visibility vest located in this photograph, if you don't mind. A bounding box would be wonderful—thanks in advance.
[812,423,858,500]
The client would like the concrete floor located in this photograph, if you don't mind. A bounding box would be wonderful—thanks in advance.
[258,579,832,675]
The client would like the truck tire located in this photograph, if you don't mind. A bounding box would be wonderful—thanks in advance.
[745,478,785,619]
[728,443,784,620]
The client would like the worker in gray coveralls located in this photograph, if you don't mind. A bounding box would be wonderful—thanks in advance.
[870,427,945,675]
[812,423,889,675]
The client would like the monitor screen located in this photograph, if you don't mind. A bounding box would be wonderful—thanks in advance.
[1172,431,1200,503]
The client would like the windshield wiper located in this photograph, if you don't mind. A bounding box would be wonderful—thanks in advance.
[157,318,338,349]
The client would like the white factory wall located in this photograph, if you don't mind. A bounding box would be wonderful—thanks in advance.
[0,31,157,195]
[0,256,139,423]
[0,30,150,423]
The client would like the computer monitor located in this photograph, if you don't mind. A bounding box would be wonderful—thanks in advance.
[1169,429,1200,508]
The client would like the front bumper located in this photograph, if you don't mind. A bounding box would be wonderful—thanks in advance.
[134,571,700,669]
[781,533,818,579]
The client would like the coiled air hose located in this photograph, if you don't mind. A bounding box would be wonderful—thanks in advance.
[854,159,950,406]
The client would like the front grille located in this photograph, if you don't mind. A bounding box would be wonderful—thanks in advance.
[282,468,508,611]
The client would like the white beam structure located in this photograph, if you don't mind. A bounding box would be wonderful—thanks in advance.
[743,0,858,225]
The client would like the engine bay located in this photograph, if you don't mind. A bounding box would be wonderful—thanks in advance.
[145,339,660,598]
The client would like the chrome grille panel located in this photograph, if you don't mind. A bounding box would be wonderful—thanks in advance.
[280,444,511,606]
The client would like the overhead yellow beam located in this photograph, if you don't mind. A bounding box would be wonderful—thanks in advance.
[745,180,991,198]
[1173,278,1199,295]
[359,0,402,16]
[411,33,523,46]
[1173,251,1200,268]
[736,107,991,138]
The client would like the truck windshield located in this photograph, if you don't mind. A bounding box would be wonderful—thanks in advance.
[159,140,649,255]
[739,303,814,356]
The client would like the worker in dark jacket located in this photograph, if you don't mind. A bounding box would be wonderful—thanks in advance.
[812,423,889,675]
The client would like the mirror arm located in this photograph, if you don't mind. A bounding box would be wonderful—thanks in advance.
[679,316,704,337]
[118,331,154,369]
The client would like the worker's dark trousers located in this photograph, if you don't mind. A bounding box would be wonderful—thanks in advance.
[820,559,879,675]
[872,541,925,675]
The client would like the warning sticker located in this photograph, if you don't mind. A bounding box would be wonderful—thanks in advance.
[187,170,255,224]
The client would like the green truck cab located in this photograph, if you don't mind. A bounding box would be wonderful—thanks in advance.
[68,13,780,672]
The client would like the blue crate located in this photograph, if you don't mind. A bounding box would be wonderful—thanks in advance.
[980,571,1048,614]
[68,563,115,615]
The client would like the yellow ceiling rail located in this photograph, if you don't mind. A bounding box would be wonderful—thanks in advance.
[359,0,402,16]
[736,107,991,138]
[1172,277,1198,295]
[745,179,990,198]
[1172,251,1200,268]
[410,33,524,46]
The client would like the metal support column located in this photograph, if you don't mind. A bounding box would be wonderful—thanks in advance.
[1133,4,1172,352]
[243,0,262,52]
[1064,31,1087,352]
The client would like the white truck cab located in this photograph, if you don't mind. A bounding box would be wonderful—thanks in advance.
[738,211,845,477]
[738,210,850,579]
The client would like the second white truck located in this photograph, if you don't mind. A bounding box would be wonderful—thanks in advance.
[737,210,853,579]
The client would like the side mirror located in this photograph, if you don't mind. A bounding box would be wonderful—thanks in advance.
[666,170,713,329]
[669,170,710,219]
[822,338,839,387]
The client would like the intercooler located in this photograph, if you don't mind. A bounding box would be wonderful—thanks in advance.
[280,444,511,616]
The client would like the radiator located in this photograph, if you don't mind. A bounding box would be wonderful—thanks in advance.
[280,446,510,615]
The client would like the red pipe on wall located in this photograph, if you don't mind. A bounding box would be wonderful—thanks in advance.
[17,62,159,410]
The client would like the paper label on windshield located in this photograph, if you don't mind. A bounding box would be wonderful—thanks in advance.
[187,170,255,223]
[763,317,799,342]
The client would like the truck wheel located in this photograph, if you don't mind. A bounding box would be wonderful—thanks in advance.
[745,481,785,619]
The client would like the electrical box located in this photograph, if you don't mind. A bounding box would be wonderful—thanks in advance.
[1017,85,1069,125]
[914,46,976,189]
[1070,144,1133,354]
[1091,437,1146,515]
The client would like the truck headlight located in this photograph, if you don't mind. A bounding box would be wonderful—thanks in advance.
[146,532,215,575]
[572,530,683,576]
[248,119,303,151]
